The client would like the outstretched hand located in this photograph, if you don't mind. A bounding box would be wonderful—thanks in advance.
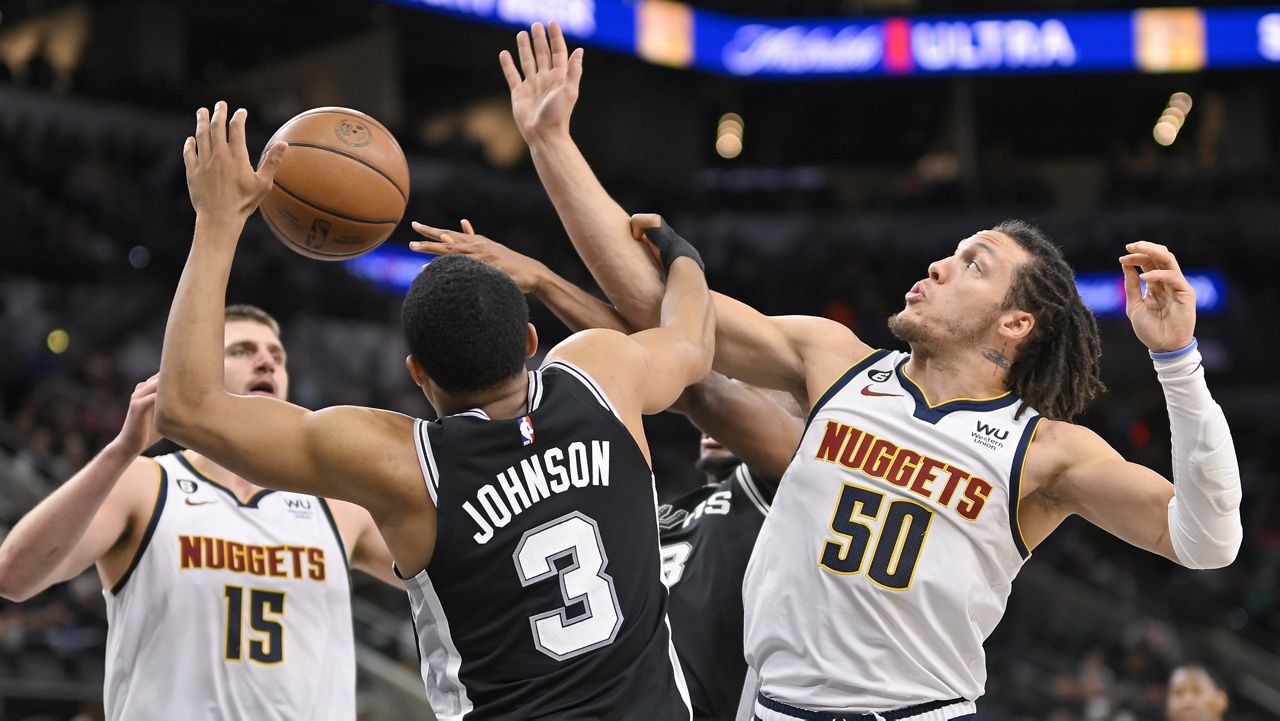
[182,101,287,222]
[410,219,548,294]
[499,22,584,143]
[1120,241,1196,353]
[111,374,163,457]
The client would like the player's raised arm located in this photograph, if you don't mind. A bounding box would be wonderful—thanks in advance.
[155,102,410,518]
[630,215,872,407]
[545,248,714,464]
[501,22,666,329]
[1026,242,1241,568]
[0,377,162,601]
[409,219,632,334]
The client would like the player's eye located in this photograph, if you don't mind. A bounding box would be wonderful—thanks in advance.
[967,259,981,272]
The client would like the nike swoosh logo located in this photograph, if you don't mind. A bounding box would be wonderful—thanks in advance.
[184,499,213,506]
[860,384,902,398]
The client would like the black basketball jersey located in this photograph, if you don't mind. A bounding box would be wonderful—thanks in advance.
[658,464,774,721]
[400,361,692,721]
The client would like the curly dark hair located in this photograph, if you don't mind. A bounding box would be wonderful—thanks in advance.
[401,255,530,394]
[995,220,1105,421]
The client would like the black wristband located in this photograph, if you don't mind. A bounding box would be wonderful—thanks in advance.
[645,220,705,272]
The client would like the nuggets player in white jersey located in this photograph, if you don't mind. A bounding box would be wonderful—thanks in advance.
[494,23,1243,720]
[0,306,399,721]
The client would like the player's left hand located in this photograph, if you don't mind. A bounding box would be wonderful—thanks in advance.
[410,219,548,294]
[1120,241,1196,353]
[183,101,287,221]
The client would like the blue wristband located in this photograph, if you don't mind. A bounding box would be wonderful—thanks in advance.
[1150,337,1198,360]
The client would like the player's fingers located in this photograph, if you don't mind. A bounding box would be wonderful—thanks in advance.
[195,106,210,157]
[255,141,288,184]
[211,100,228,145]
[1121,261,1143,309]
[460,219,476,235]
[567,48,584,88]
[408,240,453,256]
[548,21,568,67]
[531,22,551,72]
[182,136,197,174]
[229,108,250,162]
[629,213,663,239]
[516,31,537,79]
[499,51,522,90]
[1138,268,1193,293]
[410,221,454,241]
[1125,241,1180,271]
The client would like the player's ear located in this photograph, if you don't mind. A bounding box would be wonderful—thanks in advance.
[405,354,429,388]
[998,309,1034,343]
[525,323,538,359]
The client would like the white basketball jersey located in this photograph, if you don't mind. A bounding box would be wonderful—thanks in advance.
[103,451,355,721]
[743,350,1043,712]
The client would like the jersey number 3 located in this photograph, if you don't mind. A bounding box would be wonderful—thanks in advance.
[819,483,933,590]
[514,511,623,661]
[224,585,285,664]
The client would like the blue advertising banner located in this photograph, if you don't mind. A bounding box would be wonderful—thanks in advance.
[386,0,1280,78]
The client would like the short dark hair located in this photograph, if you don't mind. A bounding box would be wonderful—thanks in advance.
[401,255,530,394]
[995,220,1105,421]
[225,304,281,337]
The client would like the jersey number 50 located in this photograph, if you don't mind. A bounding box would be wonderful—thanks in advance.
[819,484,933,591]
[513,512,624,661]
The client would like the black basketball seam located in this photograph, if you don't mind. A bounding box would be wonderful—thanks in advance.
[280,108,406,163]
[271,180,402,224]
[261,208,390,258]
[284,142,408,200]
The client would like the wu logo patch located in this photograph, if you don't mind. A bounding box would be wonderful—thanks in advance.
[868,369,892,383]
[519,415,536,446]
[284,497,315,520]
[976,421,1009,440]
[972,421,1009,450]
[177,479,199,494]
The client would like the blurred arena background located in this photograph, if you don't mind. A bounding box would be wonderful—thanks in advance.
[0,0,1278,719]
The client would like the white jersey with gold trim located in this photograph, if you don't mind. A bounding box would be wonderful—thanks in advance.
[743,349,1043,713]
[103,451,355,721]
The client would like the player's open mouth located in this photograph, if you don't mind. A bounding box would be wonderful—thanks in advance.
[248,379,276,396]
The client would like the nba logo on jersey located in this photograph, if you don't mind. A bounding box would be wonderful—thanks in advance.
[519,415,535,446]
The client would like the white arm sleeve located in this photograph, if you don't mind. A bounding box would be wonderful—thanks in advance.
[1157,344,1243,569]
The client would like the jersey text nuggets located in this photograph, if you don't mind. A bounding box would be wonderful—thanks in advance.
[178,535,328,580]
[814,420,991,521]
[464,440,611,544]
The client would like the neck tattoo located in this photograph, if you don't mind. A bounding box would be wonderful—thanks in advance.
[982,348,1011,370]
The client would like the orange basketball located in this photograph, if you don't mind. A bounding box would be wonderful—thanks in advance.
[258,107,409,261]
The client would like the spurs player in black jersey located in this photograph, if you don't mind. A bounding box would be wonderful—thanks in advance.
[157,98,714,720]
[407,220,804,721]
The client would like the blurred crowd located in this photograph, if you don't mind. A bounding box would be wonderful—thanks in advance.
[2,77,1278,720]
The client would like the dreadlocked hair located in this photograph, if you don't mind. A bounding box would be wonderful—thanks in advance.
[995,220,1104,421]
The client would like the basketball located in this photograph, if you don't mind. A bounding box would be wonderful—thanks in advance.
[258,107,409,261]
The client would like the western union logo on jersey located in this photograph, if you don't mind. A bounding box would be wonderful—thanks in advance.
[814,420,991,521]
[178,535,328,581]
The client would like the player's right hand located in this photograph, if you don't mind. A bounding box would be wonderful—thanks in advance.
[499,22,584,143]
[410,220,547,294]
[183,101,287,222]
[112,374,162,458]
